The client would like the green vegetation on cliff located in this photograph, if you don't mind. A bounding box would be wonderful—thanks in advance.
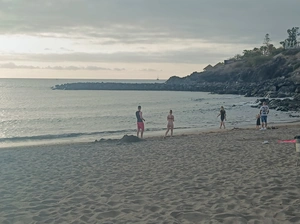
[167,27,300,85]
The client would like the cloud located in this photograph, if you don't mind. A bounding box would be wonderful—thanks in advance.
[0,62,39,69]
[0,0,299,44]
[113,68,126,71]
[0,62,124,71]
[138,68,162,72]
[0,46,235,64]
[0,62,158,73]
[60,47,73,52]
[0,0,299,74]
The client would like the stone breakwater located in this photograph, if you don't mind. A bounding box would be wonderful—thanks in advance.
[52,82,166,91]
[51,80,300,111]
[51,77,300,97]
[51,81,257,93]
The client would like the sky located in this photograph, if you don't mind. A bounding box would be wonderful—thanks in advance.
[0,0,299,80]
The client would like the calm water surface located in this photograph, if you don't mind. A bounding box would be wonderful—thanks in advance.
[0,78,298,147]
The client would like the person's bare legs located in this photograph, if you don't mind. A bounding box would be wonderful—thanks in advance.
[171,127,173,136]
[141,130,144,138]
[137,129,140,138]
[220,121,225,129]
[165,127,170,137]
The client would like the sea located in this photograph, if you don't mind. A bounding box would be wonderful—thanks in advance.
[0,78,299,148]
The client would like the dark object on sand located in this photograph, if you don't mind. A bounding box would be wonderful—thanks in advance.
[95,138,116,143]
[120,135,141,143]
[269,126,278,129]
[95,135,142,143]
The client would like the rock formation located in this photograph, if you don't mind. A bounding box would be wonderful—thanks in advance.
[52,49,300,111]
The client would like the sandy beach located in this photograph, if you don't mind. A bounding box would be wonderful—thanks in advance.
[1,124,300,224]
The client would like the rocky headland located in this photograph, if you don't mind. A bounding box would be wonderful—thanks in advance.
[52,49,300,111]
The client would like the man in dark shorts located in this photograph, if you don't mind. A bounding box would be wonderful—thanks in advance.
[136,105,145,138]
[260,101,269,130]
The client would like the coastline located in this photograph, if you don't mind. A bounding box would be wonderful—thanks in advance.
[1,121,300,223]
[2,120,300,150]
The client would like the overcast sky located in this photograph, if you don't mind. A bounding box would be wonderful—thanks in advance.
[0,0,299,79]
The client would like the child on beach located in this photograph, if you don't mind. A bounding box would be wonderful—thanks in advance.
[256,113,261,129]
[217,106,226,129]
[165,110,174,137]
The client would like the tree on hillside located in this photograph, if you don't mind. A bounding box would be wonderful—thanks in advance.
[264,33,271,46]
[280,27,299,49]
[261,33,271,55]
[242,48,262,58]
[234,54,242,60]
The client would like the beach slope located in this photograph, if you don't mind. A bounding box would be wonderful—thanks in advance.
[1,125,300,223]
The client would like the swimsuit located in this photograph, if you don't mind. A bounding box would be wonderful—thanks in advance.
[220,110,226,121]
[137,122,144,131]
[167,115,174,128]
[136,111,144,131]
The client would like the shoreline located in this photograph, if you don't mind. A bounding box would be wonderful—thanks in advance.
[2,120,300,150]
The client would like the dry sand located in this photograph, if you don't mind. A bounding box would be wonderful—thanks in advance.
[1,124,300,224]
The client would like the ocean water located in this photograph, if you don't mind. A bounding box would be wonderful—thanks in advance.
[0,78,299,148]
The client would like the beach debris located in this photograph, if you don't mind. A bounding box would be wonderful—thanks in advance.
[120,135,141,143]
[95,138,116,143]
[262,141,269,144]
[278,139,296,143]
[95,135,142,144]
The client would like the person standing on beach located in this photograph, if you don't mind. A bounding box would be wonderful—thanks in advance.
[256,113,261,129]
[260,101,269,130]
[165,110,174,137]
[217,106,226,129]
[136,105,145,138]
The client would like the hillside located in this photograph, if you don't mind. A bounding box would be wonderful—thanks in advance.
[165,48,300,111]
[166,49,300,97]
[52,49,300,111]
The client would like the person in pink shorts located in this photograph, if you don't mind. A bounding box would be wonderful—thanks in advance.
[136,105,145,138]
